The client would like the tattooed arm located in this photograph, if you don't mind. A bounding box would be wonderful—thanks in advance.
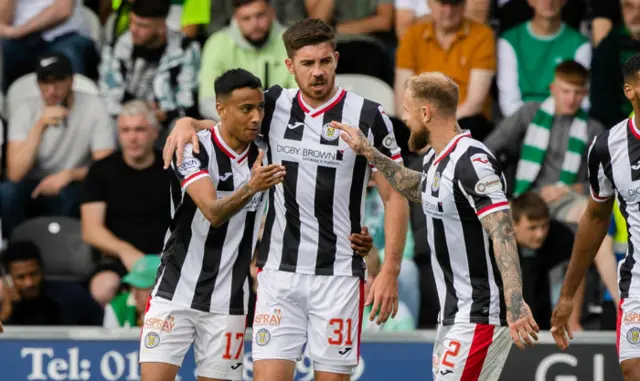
[330,121,423,203]
[480,210,526,320]
[481,209,539,349]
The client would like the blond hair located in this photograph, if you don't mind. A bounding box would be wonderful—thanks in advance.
[119,100,158,129]
[406,72,459,117]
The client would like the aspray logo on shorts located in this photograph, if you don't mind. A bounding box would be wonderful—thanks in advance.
[624,311,640,325]
[276,144,344,166]
[253,308,282,327]
[144,315,175,332]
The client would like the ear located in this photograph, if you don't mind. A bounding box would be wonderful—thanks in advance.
[624,83,635,102]
[216,101,225,119]
[285,58,295,75]
[333,51,339,66]
[421,104,431,124]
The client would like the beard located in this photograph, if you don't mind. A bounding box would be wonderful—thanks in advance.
[296,72,335,101]
[408,126,430,153]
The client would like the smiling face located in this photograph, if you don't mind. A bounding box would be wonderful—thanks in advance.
[217,87,265,144]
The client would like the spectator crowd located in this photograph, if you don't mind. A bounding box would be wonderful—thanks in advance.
[0,0,634,333]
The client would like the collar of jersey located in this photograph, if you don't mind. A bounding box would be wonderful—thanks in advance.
[433,131,472,165]
[211,124,251,164]
[297,87,346,118]
[630,117,640,140]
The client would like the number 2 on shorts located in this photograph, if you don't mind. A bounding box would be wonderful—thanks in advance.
[222,332,244,360]
[441,340,461,368]
[328,318,354,345]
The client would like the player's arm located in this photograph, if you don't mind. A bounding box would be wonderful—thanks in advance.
[175,147,285,227]
[455,149,539,349]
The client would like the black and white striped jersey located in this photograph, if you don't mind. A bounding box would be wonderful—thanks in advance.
[153,125,267,314]
[421,132,508,326]
[256,85,402,278]
[588,117,640,299]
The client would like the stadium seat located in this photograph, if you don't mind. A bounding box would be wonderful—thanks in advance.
[335,74,396,116]
[5,73,99,120]
[82,6,102,50]
[11,217,95,282]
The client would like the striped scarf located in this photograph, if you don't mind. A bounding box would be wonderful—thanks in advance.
[513,97,589,197]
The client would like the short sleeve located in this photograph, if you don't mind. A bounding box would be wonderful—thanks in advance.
[587,134,615,202]
[395,26,417,71]
[82,159,108,204]
[470,25,496,71]
[8,103,37,142]
[171,139,210,190]
[455,147,509,219]
[370,105,403,172]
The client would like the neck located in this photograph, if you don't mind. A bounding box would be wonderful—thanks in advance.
[123,151,155,170]
[219,122,249,154]
[530,15,562,36]
[301,86,338,109]
[429,120,462,156]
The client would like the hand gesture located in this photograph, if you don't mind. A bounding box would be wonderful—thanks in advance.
[40,105,68,126]
[247,150,286,192]
[1,277,19,322]
[329,121,373,156]
[163,117,201,169]
[349,226,373,257]
[31,170,72,199]
[550,296,575,350]
[507,297,539,350]
[366,267,399,325]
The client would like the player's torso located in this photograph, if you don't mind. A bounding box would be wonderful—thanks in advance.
[259,88,373,276]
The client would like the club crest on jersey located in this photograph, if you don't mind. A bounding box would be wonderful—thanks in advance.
[255,328,271,346]
[322,123,340,141]
[144,332,160,349]
[383,133,398,149]
[432,171,441,192]
[628,327,640,344]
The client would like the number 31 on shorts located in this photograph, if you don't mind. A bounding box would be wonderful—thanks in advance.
[328,318,354,346]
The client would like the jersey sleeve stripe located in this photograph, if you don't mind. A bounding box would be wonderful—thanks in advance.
[590,187,612,202]
[181,170,209,188]
[476,201,510,219]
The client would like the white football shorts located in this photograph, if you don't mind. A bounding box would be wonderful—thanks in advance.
[139,296,246,380]
[432,322,512,381]
[252,268,365,375]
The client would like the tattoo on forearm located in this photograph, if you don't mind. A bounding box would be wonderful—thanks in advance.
[358,135,422,203]
[480,210,529,322]
[210,184,255,225]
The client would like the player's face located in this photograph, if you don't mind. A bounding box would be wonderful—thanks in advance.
[513,216,550,250]
[118,115,159,161]
[286,42,338,102]
[38,77,72,106]
[550,78,587,116]
[527,0,566,19]
[234,0,273,44]
[219,87,265,143]
[403,88,430,152]
[623,0,640,37]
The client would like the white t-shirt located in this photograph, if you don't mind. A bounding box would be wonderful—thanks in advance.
[13,0,88,41]
[395,0,431,17]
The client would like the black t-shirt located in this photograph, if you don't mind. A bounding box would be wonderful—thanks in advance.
[83,151,171,254]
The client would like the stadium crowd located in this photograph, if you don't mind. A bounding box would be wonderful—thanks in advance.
[0,0,633,335]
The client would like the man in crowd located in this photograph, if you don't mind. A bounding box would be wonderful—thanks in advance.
[1,241,101,326]
[99,0,200,131]
[485,60,604,224]
[82,100,170,306]
[103,255,160,328]
[395,0,496,140]
[199,0,296,120]
[0,52,115,238]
